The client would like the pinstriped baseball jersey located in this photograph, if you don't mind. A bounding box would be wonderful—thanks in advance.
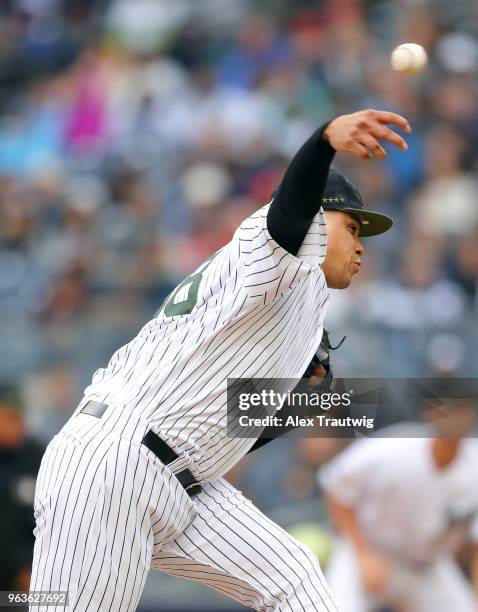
[80,201,329,481]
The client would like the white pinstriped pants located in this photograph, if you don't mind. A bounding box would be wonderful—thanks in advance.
[30,423,338,612]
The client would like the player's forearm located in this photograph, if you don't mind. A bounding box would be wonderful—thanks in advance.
[325,494,371,556]
[272,123,336,222]
[267,123,335,255]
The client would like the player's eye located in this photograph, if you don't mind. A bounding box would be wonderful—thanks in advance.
[349,224,359,235]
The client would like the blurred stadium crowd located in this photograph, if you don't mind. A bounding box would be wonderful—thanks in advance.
[1,0,478,605]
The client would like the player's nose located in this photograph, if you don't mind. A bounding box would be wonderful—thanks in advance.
[356,240,365,256]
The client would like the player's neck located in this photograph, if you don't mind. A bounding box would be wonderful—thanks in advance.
[431,437,462,470]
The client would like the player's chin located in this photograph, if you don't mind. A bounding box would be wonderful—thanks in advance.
[332,276,353,290]
[339,269,356,289]
[345,264,362,287]
[326,268,355,289]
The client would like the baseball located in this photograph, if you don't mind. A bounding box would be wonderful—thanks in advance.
[390,43,428,75]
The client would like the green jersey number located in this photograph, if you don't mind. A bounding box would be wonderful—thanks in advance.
[157,250,220,317]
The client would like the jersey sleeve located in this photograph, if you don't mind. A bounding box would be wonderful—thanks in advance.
[235,202,327,304]
[317,437,391,507]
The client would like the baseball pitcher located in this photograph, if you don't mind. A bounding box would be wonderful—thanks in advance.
[30,109,410,611]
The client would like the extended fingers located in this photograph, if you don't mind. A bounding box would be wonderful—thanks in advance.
[353,142,373,160]
[360,134,387,159]
[371,125,408,151]
[327,109,411,160]
[374,110,412,133]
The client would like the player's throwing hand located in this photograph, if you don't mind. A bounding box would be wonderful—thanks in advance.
[323,109,412,160]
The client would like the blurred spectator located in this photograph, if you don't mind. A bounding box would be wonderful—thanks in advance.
[0,385,44,591]
[410,124,478,238]
[23,362,79,442]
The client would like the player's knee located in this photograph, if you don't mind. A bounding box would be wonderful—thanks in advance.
[293,537,323,576]
[273,540,324,604]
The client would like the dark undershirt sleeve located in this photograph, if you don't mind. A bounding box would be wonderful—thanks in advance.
[267,122,336,256]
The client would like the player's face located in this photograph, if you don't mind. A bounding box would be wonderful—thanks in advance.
[321,211,365,289]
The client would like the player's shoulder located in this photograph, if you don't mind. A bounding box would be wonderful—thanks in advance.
[340,423,430,461]
[235,202,271,231]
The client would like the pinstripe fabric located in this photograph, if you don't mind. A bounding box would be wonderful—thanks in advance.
[153,479,339,612]
[76,203,329,482]
[30,203,335,611]
[30,419,339,611]
[30,417,197,612]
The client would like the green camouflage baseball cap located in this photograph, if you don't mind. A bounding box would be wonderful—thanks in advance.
[321,169,393,237]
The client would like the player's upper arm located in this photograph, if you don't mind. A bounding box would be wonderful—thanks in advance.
[235,202,327,304]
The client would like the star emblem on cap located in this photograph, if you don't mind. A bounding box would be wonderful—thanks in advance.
[322,196,346,203]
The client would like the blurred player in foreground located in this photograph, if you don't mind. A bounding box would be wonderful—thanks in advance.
[319,402,478,612]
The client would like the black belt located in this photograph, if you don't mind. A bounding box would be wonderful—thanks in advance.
[80,401,200,497]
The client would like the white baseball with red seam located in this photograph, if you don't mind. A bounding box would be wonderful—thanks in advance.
[390,43,428,75]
